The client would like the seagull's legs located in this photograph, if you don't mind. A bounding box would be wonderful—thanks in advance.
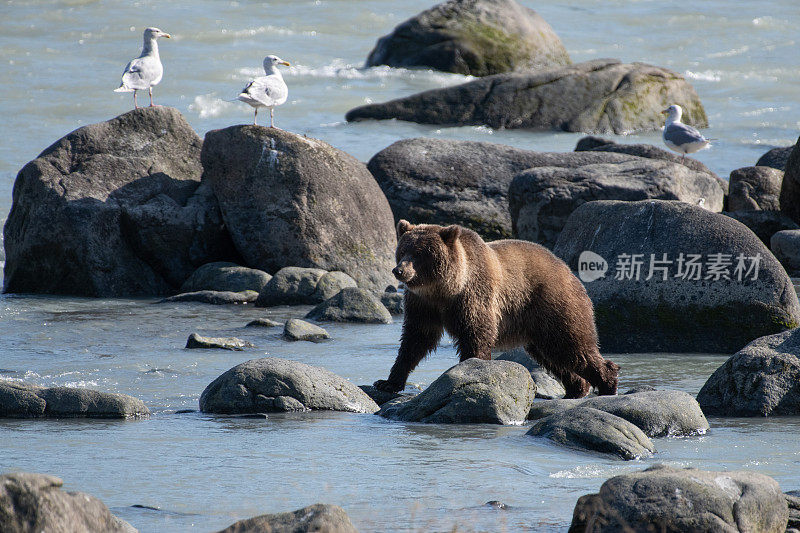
[270,107,275,128]
[254,108,258,126]
[149,87,154,107]
[682,153,686,162]
[133,90,139,109]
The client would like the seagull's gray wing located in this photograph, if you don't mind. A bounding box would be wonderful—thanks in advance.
[238,75,288,107]
[120,55,163,90]
[664,122,707,146]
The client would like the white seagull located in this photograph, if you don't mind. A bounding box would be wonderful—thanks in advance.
[238,55,290,127]
[661,104,712,160]
[114,27,171,109]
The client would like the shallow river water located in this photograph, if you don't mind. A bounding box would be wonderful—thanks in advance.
[1,0,800,531]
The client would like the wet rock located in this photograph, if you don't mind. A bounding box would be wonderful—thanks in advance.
[380,292,405,315]
[347,59,707,135]
[553,200,800,352]
[569,465,789,533]
[757,144,796,171]
[180,262,271,293]
[494,348,565,399]
[771,229,800,275]
[245,318,282,328]
[510,159,723,248]
[723,210,798,246]
[624,385,657,394]
[255,267,327,306]
[305,287,392,324]
[484,501,508,510]
[528,390,708,438]
[787,492,800,531]
[216,504,357,533]
[527,406,654,460]
[697,327,800,416]
[0,472,137,533]
[312,271,357,302]
[202,126,396,291]
[160,290,258,305]
[185,333,253,351]
[378,358,534,424]
[0,382,149,419]
[283,318,330,342]
[3,107,238,296]
[728,166,784,212]
[199,357,379,414]
[359,385,412,406]
[365,0,570,77]
[780,136,800,224]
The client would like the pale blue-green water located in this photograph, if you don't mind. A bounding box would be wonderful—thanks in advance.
[1,1,800,531]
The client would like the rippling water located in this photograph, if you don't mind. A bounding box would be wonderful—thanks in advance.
[1,1,800,531]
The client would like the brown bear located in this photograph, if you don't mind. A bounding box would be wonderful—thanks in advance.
[373,220,619,398]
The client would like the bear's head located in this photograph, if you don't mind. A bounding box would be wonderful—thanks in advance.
[392,219,463,295]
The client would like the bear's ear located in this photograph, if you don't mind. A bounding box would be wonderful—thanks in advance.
[397,219,414,237]
[439,225,461,246]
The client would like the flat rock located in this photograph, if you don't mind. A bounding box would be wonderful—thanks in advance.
[365,0,570,77]
[0,382,149,419]
[378,358,534,424]
[723,210,798,246]
[347,59,707,134]
[528,390,708,438]
[180,262,271,293]
[216,504,357,533]
[245,318,282,328]
[569,464,789,533]
[199,357,379,414]
[185,333,253,351]
[758,144,796,171]
[494,348,565,399]
[0,472,137,533]
[527,406,655,460]
[256,267,327,306]
[283,318,330,342]
[380,292,405,315]
[697,327,800,416]
[553,199,800,352]
[772,229,800,275]
[305,287,392,324]
[312,271,357,302]
[202,126,396,291]
[160,290,258,305]
[728,166,784,211]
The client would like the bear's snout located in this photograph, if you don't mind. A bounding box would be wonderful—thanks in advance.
[393,261,414,282]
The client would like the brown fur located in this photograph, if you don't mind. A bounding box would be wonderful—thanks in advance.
[373,220,619,398]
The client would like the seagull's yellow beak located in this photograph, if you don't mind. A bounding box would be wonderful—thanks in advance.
[661,109,668,115]
[280,61,291,66]
[163,33,172,39]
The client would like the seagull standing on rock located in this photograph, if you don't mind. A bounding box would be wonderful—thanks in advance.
[238,55,290,127]
[661,104,712,160]
[114,27,171,109]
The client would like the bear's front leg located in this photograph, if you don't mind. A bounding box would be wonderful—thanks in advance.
[451,303,497,362]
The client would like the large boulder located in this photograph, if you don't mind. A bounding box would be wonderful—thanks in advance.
[347,59,707,134]
[723,210,799,246]
[377,358,534,424]
[757,143,796,171]
[0,382,149,419]
[772,229,800,275]
[199,358,379,414]
[202,126,396,291]
[553,200,800,352]
[509,159,724,248]
[569,465,789,533]
[217,504,357,533]
[0,472,136,533]
[3,107,237,296]
[364,0,570,77]
[728,166,783,211]
[781,138,800,223]
[305,287,392,324]
[256,267,327,306]
[697,328,800,416]
[180,262,271,293]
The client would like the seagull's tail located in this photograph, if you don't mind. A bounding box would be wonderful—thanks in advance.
[114,86,134,93]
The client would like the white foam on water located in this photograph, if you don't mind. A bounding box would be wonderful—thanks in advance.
[684,70,722,82]
[189,94,237,118]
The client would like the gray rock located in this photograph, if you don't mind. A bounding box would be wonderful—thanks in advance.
[569,464,789,533]
[771,229,800,274]
[283,318,330,342]
[553,200,800,352]
[378,358,534,424]
[0,472,137,533]
[528,390,709,438]
[757,144,796,171]
[365,0,570,77]
[180,262,271,293]
[256,267,327,306]
[3,107,237,296]
[199,357,379,414]
[347,59,707,135]
[0,382,149,419]
[216,504,357,533]
[780,137,800,224]
[697,327,800,416]
[185,333,253,351]
[494,348,565,399]
[305,287,392,324]
[527,406,655,460]
[788,492,800,531]
[160,290,259,305]
[312,271,358,302]
[509,159,724,248]
[723,210,799,246]
[202,126,396,291]
[728,166,784,211]
[245,318,282,328]
[380,292,405,315]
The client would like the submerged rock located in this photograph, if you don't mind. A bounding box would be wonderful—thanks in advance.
[494,349,565,399]
[185,333,253,351]
[527,406,655,460]
[378,358,534,424]
[180,262,271,294]
[697,327,800,416]
[283,318,330,342]
[216,504,357,533]
[199,357,379,414]
[553,200,800,353]
[0,382,149,419]
[161,290,258,305]
[347,59,706,134]
[305,287,392,324]
[728,166,784,212]
[0,472,137,533]
[569,465,789,533]
[256,266,327,306]
[364,0,570,77]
